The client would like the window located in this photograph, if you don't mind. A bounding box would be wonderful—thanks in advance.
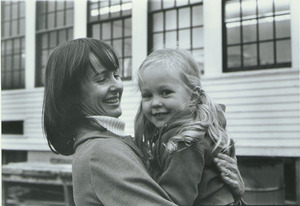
[223,0,291,72]
[36,1,74,87]
[148,0,204,73]
[87,0,132,80]
[1,1,25,90]
[2,121,24,135]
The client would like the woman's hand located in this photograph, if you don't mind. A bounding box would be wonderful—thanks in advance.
[214,153,245,201]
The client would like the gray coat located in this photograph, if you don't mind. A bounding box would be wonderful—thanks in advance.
[72,129,176,206]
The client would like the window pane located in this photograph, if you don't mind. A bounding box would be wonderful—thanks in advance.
[102,22,111,40]
[225,0,240,20]
[179,7,190,28]
[57,11,64,27]
[166,10,176,30]
[258,0,273,16]
[37,14,46,30]
[153,12,164,32]
[3,22,10,37]
[150,0,161,11]
[242,19,257,43]
[153,33,164,49]
[121,1,132,16]
[259,17,273,40]
[179,29,190,49]
[113,39,123,57]
[48,13,55,28]
[274,0,290,13]
[163,0,175,9]
[41,34,48,49]
[242,0,256,19]
[123,57,132,78]
[57,1,65,10]
[92,24,101,39]
[243,44,257,66]
[227,22,241,44]
[49,32,57,48]
[165,31,177,48]
[192,5,203,26]
[276,40,291,63]
[13,71,20,87]
[48,1,55,12]
[124,37,131,56]
[227,46,241,68]
[124,18,131,37]
[260,42,274,65]
[176,0,189,7]
[113,20,122,38]
[66,9,74,25]
[11,20,18,36]
[192,27,203,48]
[13,55,20,70]
[58,30,67,44]
[20,19,25,35]
[275,14,290,38]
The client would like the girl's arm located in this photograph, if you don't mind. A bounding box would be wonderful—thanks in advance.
[156,143,205,205]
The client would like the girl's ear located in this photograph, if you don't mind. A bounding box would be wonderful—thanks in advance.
[190,86,201,103]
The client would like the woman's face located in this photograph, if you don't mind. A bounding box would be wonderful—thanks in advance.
[80,57,123,118]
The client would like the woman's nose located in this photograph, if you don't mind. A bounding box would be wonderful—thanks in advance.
[109,77,123,92]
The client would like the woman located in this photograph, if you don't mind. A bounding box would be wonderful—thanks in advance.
[43,38,245,205]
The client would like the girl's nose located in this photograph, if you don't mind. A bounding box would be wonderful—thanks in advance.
[152,96,163,108]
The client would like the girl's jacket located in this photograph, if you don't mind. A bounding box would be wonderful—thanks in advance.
[149,109,235,205]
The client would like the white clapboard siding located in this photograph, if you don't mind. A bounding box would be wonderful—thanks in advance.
[202,69,300,156]
[119,81,141,136]
[1,70,299,157]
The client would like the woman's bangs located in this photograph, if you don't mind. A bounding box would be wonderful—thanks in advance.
[92,45,119,72]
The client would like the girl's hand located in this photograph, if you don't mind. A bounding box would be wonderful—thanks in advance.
[214,153,245,201]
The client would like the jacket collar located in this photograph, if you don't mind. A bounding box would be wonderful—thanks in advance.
[73,129,145,160]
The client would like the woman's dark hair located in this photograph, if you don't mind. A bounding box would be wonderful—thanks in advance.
[42,38,119,155]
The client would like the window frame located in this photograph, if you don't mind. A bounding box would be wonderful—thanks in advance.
[87,0,132,80]
[35,0,74,87]
[1,1,26,90]
[147,0,204,73]
[222,0,291,73]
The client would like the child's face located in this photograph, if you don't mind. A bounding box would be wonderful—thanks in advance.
[140,66,192,128]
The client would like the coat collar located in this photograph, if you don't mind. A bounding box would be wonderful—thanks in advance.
[73,129,145,160]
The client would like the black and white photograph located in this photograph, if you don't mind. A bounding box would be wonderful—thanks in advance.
[1,0,299,205]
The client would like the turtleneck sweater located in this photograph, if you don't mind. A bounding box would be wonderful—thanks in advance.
[89,116,126,136]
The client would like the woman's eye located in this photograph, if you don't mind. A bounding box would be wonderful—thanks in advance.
[114,73,120,79]
[96,76,106,83]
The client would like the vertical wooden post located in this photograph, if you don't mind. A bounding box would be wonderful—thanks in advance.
[296,158,300,205]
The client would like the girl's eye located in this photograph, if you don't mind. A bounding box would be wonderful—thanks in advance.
[161,90,172,96]
[142,93,152,100]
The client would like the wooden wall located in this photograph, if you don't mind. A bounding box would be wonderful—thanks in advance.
[2,69,299,157]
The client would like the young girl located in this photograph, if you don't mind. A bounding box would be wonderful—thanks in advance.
[135,48,241,205]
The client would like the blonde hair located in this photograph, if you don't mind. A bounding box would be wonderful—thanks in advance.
[135,48,231,155]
